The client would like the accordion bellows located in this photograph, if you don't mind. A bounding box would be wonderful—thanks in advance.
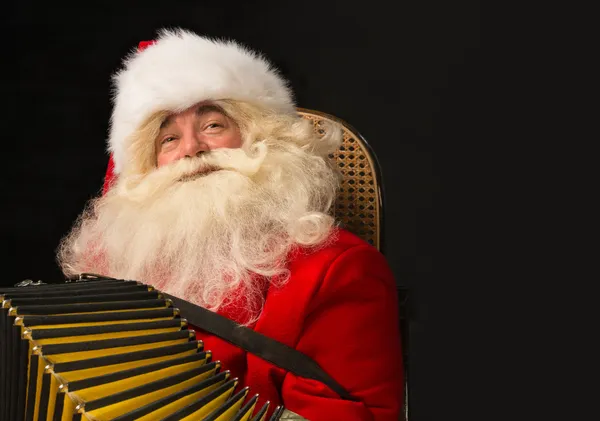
[0,277,290,421]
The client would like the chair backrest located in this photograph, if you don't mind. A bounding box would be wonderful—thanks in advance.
[297,108,385,253]
[299,108,409,421]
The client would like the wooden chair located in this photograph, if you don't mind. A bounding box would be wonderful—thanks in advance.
[298,108,384,252]
[299,108,410,421]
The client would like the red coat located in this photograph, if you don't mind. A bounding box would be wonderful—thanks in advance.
[191,228,404,421]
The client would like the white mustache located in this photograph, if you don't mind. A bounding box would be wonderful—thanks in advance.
[115,143,268,202]
[190,142,268,178]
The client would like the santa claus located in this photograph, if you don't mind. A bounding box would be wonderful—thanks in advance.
[57,28,403,421]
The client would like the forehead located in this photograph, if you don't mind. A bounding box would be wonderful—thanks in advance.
[160,103,228,129]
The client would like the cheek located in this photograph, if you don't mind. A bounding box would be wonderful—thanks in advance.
[157,151,174,168]
[223,128,243,149]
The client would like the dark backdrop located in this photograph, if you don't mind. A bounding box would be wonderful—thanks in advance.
[1,1,480,420]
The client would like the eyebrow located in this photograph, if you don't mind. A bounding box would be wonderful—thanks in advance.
[160,104,228,129]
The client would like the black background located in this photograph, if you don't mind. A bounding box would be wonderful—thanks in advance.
[1,1,480,419]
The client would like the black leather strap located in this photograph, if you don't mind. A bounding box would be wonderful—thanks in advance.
[163,293,358,401]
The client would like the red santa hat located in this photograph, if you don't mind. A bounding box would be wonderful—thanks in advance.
[103,28,296,193]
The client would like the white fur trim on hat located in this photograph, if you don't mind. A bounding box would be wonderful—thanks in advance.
[108,28,296,174]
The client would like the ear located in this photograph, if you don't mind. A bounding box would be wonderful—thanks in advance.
[102,39,156,195]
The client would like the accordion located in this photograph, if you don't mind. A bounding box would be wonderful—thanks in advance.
[0,276,305,421]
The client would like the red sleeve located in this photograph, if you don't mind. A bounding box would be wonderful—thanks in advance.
[281,245,404,421]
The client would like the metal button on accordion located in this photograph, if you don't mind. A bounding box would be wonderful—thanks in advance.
[0,276,307,421]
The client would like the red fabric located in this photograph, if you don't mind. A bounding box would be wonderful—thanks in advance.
[102,40,155,195]
[191,229,404,421]
[102,154,116,195]
[137,40,156,51]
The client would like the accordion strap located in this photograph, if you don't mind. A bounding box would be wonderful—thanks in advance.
[164,293,358,402]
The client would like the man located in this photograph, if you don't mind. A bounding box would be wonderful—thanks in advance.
[58,28,403,421]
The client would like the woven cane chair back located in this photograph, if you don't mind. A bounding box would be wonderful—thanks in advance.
[298,108,385,253]
[300,109,411,421]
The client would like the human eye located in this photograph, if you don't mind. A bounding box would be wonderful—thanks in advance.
[160,136,177,145]
[205,122,223,130]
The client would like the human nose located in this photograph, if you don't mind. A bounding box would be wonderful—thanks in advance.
[180,132,209,158]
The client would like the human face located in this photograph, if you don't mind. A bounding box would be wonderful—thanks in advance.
[155,103,243,167]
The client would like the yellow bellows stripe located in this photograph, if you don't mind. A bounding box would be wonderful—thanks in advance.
[34,326,181,345]
[134,375,228,421]
[212,389,249,421]
[180,382,237,421]
[29,317,174,329]
[44,349,206,421]
[83,369,222,420]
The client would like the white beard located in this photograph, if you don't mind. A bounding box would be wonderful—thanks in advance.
[58,141,338,324]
